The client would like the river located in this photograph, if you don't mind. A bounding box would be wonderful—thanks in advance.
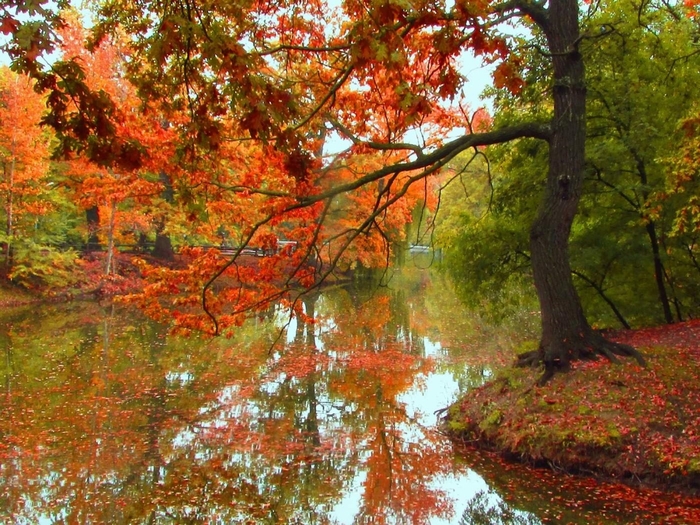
[1,268,698,524]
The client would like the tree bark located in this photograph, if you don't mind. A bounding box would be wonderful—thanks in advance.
[520,0,644,382]
[105,200,116,275]
[629,152,675,324]
[645,220,674,323]
[152,172,174,261]
[85,206,101,252]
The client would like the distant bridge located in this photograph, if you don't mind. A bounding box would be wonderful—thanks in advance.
[408,244,432,254]
[407,244,442,261]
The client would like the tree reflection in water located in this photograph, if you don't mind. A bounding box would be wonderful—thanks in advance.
[1,270,699,524]
[459,491,540,525]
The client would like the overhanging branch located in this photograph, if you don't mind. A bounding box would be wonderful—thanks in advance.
[201,121,549,334]
[494,0,550,32]
[298,121,551,206]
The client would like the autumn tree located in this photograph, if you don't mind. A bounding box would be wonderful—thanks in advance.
[0,68,49,267]
[13,0,700,379]
[665,116,700,314]
[56,12,181,269]
[0,67,84,288]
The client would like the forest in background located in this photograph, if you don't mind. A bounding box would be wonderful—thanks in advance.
[1,1,699,337]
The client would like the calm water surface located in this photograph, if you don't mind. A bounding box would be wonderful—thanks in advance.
[1,270,699,524]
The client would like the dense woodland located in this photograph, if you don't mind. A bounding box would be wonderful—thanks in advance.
[1,0,700,378]
[438,0,700,329]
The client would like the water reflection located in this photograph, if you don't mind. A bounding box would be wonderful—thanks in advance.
[1,270,699,524]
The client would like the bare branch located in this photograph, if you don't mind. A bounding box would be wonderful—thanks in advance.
[329,117,426,159]
[258,42,352,56]
[292,64,355,131]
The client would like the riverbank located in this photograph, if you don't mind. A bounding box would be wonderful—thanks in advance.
[0,283,35,307]
[0,252,146,307]
[444,320,700,495]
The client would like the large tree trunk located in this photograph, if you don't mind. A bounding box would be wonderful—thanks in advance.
[519,0,644,382]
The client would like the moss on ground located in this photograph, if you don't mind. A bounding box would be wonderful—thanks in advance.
[444,320,700,494]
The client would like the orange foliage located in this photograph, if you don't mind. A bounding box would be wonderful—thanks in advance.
[0,68,52,250]
[5,2,509,330]
[666,117,700,235]
[57,16,181,268]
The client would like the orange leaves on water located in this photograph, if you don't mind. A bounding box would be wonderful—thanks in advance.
[271,347,330,380]
[332,344,432,404]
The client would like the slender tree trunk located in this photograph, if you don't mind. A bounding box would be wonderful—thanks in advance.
[86,206,101,252]
[152,230,173,260]
[645,221,674,323]
[152,172,174,260]
[105,200,116,275]
[520,0,644,382]
[572,270,631,329]
[631,153,675,324]
[661,263,684,322]
[5,154,14,267]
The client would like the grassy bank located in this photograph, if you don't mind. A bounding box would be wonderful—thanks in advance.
[0,252,158,306]
[445,320,700,494]
[0,282,35,307]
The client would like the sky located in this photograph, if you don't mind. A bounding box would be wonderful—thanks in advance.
[0,1,495,148]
